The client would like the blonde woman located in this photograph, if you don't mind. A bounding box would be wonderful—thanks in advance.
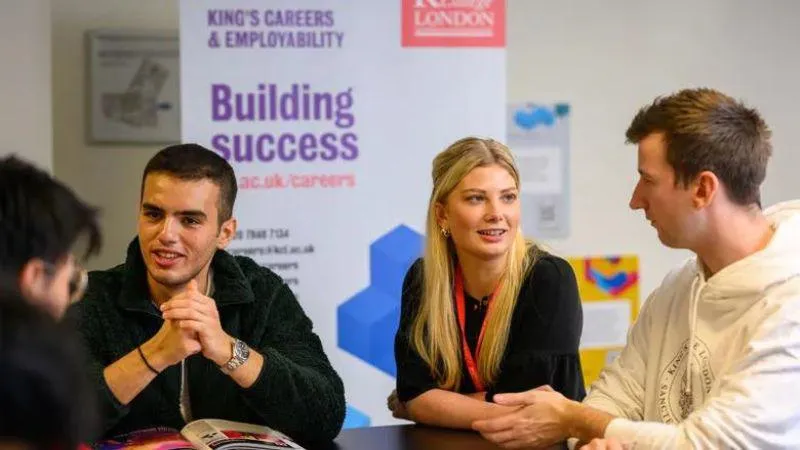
[388,137,585,430]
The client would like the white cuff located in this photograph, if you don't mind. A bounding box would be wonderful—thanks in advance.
[604,417,678,447]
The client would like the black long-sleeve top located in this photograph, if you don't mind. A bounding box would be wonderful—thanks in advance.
[395,252,586,403]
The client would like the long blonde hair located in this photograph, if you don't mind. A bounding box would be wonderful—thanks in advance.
[410,137,537,390]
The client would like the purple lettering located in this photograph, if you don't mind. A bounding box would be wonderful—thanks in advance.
[235,91,254,121]
[211,134,231,160]
[280,84,299,120]
[340,133,358,160]
[211,84,232,120]
[256,134,275,162]
[277,134,296,161]
[319,133,338,161]
[297,133,318,161]
[232,135,253,162]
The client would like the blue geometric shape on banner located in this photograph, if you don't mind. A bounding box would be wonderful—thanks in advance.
[337,286,400,376]
[370,224,424,299]
[337,224,423,377]
[343,404,371,429]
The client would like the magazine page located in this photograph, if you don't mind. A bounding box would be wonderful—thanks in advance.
[181,419,304,450]
[94,427,195,450]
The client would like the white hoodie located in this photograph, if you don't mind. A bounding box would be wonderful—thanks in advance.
[581,200,800,449]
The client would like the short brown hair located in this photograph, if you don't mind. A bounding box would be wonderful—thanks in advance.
[141,144,237,225]
[626,88,772,206]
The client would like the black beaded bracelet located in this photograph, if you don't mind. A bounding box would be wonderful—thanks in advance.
[137,345,159,375]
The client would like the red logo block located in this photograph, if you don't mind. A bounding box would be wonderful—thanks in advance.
[401,0,506,48]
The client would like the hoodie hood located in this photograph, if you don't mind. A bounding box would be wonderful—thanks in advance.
[672,200,800,398]
[700,200,800,301]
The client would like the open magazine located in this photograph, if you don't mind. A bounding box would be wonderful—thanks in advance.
[94,419,305,450]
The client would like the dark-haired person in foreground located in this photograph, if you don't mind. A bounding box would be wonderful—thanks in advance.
[68,144,345,445]
[0,155,101,317]
[0,294,98,450]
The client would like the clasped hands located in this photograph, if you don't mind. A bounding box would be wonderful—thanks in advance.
[386,384,627,450]
[472,386,627,450]
[143,279,233,371]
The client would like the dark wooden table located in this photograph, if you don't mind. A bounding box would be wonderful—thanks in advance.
[321,425,503,450]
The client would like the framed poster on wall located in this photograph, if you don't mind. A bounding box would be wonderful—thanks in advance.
[85,29,180,144]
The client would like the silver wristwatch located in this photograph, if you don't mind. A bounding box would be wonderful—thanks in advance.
[222,338,250,373]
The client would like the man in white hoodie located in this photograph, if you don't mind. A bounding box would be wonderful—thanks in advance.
[472,88,800,449]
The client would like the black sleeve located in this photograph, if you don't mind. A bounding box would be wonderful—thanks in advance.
[394,259,440,403]
[64,285,132,435]
[488,254,586,402]
[237,282,346,444]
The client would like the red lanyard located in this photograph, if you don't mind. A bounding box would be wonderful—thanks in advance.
[454,266,500,392]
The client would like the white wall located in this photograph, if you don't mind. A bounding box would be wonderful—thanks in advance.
[508,0,800,296]
[52,0,179,270]
[51,0,800,295]
[0,0,52,170]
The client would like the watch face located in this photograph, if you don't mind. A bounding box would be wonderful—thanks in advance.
[224,339,249,371]
[234,339,249,360]
[233,340,250,362]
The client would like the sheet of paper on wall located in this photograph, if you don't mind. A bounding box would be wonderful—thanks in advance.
[506,103,570,238]
[581,300,631,348]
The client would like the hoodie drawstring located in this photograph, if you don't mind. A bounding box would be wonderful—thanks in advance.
[685,275,702,396]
